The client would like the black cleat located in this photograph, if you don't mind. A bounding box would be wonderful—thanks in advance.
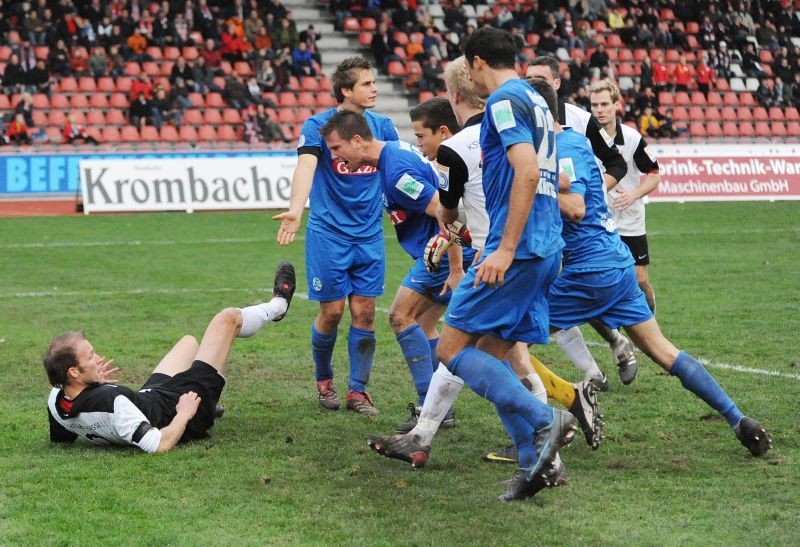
[734,416,772,457]
[589,373,610,393]
[394,403,456,434]
[482,445,519,464]
[527,409,577,481]
[272,261,296,321]
[498,467,550,502]
[569,379,604,450]
[366,433,430,468]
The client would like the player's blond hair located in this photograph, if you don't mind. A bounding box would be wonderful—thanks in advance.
[444,56,485,109]
[588,80,620,103]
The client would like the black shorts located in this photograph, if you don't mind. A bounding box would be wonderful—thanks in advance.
[620,234,650,266]
[137,360,226,442]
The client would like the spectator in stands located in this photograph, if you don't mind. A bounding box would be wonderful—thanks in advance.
[173,12,189,46]
[108,44,125,79]
[7,112,32,144]
[608,5,624,30]
[272,17,298,51]
[406,31,425,61]
[252,24,273,52]
[635,85,659,114]
[274,46,293,90]
[756,80,774,108]
[265,0,288,22]
[57,11,81,47]
[444,0,468,35]
[773,77,787,107]
[77,15,99,48]
[63,112,100,145]
[2,54,27,95]
[672,54,692,93]
[422,26,445,61]
[16,38,37,72]
[251,103,291,143]
[221,22,249,62]
[742,43,768,79]
[699,15,716,49]
[152,86,185,128]
[291,41,316,78]
[223,72,254,111]
[255,58,278,92]
[536,27,559,56]
[787,73,800,109]
[589,43,610,79]
[87,46,108,79]
[23,10,47,46]
[639,54,654,90]
[169,78,194,111]
[27,59,52,97]
[419,54,445,93]
[657,107,680,138]
[201,38,223,71]
[97,16,114,47]
[193,55,221,93]
[194,0,219,39]
[244,10,262,43]
[299,24,321,64]
[712,41,732,80]
[371,21,400,75]
[130,74,154,100]
[696,54,714,98]
[129,92,155,128]
[13,93,35,127]
[654,20,674,49]
[68,46,89,76]
[152,9,175,48]
[125,27,150,62]
[638,105,662,138]
[729,15,751,51]
[588,0,608,22]
[652,52,670,93]
[171,57,195,88]
[393,0,418,33]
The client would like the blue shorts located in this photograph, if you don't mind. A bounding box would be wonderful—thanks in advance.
[305,226,385,302]
[400,248,476,305]
[548,266,653,330]
[444,252,560,344]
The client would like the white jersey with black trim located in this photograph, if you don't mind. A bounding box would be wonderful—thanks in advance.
[564,102,592,134]
[47,385,162,453]
[608,122,660,236]
[435,118,489,249]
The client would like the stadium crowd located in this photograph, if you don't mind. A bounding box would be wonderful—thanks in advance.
[1,0,799,146]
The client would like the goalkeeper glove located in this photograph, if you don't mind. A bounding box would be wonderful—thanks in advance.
[444,220,472,247]
[424,230,453,272]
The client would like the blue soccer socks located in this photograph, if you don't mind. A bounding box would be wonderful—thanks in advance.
[348,325,376,392]
[670,350,744,427]
[397,324,434,405]
[311,324,337,381]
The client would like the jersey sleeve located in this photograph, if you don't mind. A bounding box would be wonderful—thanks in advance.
[488,94,538,150]
[381,117,401,141]
[297,117,323,156]
[112,396,162,453]
[386,167,436,213]
[585,118,628,182]
[435,144,468,209]
[559,154,587,197]
[633,138,659,174]
[48,410,78,443]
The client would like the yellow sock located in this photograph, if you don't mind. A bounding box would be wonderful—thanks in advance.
[530,355,575,408]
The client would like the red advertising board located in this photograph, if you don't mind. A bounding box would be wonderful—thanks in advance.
[647,143,800,202]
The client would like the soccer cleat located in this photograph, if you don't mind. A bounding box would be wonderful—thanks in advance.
[526,409,577,481]
[214,403,225,418]
[366,433,430,468]
[482,445,519,464]
[316,378,340,410]
[613,338,638,385]
[588,373,610,393]
[569,379,604,450]
[271,261,296,321]
[346,390,379,416]
[394,403,456,434]
[734,416,772,457]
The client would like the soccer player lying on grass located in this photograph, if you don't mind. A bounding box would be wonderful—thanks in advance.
[44,263,296,453]
[319,108,477,429]
[521,78,772,458]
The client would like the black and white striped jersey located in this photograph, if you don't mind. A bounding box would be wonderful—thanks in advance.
[47,384,162,453]
[435,112,489,249]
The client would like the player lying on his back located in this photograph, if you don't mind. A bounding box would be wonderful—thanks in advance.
[319,108,477,430]
[45,263,295,453]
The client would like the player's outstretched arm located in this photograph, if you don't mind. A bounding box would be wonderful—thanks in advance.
[155,392,201,453]
[272,154,318,246]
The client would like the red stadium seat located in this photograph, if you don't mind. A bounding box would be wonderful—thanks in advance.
[689,122,706,138]
[358,31,372,47]
[164,46,181,60]
[753,107,769,121]
[278,108,297,124]
[665,49,681,63]
[59,77,78,92]
[160,126,179,141]
[295,107,313,121]
[754,121,771,137]
[223,108,242,124]
[0,94,9,109]
[116,77,132,92]
[674,91,691,105]
[159,61,174,77]
[51,94,69,108]
[769,107,785,122]
[785,107,800,121]
[203,109,222,124]
[110,93,128,108]
[70,111,87,125]
[297,91,316,107]
[78,77,96,92]
[618,48,634,62]
[771,121,787,137]
[183,109,203,124]
[527,33,540,47]
[219,61,232,74]
[739,93,755,107]
[658,92,674,107]
[279,92,298,107]
[723,92,739,106]
[32,93,49,108]
[102,126,121,142]
[120,126,140,142]
[70,95,89,108]
[107,110,126,125]
[737,107,754,122]
[616,62,634,77]
[705,107,721,122]
[688,106,705,121]
[690,91,707,106]
[633,49,648,61]
[317,93,337,108]
[87,111,106,125]
[206,92,224,107]
[187,92,205,107]
[722,121,739,137]
[787,121,800,136]
[392,31,409,46]
[142,61,160,77]
[592,20,608,32]
[706,91,723,105]
[0,46,11,61]
[97,76,115,92]
[686,21,700,33]
[738,122,755,137]
[233,61,253,77]
[146,46,163,60]
[198,126,218,142]
[300,76,319,91]
[758,50,774,64]
[179,125,198,141]
[387,61,407,77]
[90,94,109,108]
[124,62,141,76]
[606,35,623,48]
[361,17,377,31]
[218,125,237,141]
[343,17,360,32]
[182,46,199,61]
[706,121,723,137]
[32,111,48,126]
[140,125,160,141]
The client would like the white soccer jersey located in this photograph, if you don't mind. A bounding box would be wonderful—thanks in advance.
[564,102,592,134]
[607,122,659,236]
[435,113,489,249]
[48,385,162,453]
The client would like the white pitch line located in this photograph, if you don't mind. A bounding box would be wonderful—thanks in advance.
[6,286,798,382]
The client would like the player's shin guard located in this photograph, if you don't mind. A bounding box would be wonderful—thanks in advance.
[448,347,554,431]
[348,325,376,392]
[311,324,337,381]
[496,407,536,468]
[552,327,605,381]
[396,324,434,405]
[530,354,576,408]
[670,350,744,427]
[410,363,464,446]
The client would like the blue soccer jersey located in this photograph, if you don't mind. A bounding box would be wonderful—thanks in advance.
[377,140,439,259]
[556,128,634,272]
[481,78,563,259]
[299,108,400,242]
